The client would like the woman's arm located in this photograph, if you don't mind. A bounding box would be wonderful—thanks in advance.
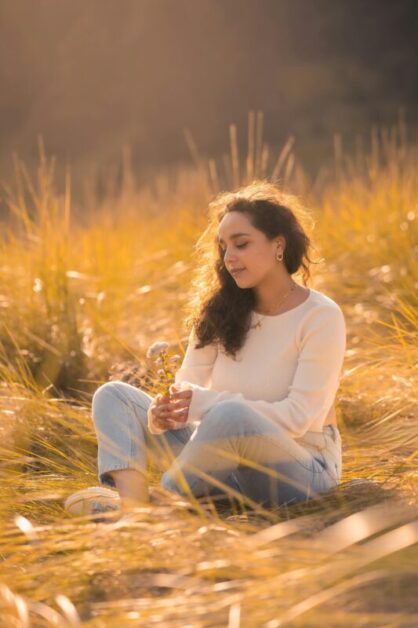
[178,305,346,439]
[173,327,218,388]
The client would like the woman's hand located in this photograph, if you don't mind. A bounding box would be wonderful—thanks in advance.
[148,386,193,432]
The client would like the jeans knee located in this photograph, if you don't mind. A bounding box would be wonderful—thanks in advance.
[92,381,118,409]
[91,381,132,424]
[92,380,151,428]
[203,400,251,431]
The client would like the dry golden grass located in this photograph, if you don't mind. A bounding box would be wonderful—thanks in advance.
[0,116,417,626]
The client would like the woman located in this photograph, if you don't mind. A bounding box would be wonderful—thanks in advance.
[64,180,346,517]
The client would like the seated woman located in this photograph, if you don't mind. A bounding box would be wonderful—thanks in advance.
[64,180,346,517]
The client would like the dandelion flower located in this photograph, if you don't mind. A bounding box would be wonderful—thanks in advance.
[146,341,169,359]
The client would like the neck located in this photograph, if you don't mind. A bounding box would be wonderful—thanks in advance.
[254,272,296,314]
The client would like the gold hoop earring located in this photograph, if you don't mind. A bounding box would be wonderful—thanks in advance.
[276,251,283,262]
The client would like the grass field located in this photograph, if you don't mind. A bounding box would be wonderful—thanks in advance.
[0,118,417,626]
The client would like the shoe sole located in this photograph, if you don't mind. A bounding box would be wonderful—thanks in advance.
[64,487,120,517]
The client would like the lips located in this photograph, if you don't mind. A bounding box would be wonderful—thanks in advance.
[230,268,245,275]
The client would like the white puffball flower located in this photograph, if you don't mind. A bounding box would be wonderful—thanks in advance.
[146,341,169,359]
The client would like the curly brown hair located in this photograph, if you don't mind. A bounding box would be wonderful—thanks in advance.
[184,180,318,359]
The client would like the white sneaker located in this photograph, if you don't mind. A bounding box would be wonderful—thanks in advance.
[64,486,121,517]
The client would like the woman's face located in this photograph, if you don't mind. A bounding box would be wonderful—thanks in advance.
[217,211,284,288]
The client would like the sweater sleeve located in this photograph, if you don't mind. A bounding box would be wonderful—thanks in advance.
[147,327,218,434]
[174,327,218,388]
[182,305,347,438]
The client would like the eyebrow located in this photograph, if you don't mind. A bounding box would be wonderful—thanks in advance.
[217,232,251,244]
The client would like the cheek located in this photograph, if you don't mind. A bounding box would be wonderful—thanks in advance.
[251,255,274,275]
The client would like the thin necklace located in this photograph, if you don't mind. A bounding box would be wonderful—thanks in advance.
[250,281,297,329]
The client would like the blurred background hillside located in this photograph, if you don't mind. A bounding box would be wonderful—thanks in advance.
[1,0,417,204]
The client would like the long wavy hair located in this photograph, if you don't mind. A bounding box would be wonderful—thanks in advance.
[185,180,319,359]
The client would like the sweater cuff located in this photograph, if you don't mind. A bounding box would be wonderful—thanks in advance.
[182,381,230,423]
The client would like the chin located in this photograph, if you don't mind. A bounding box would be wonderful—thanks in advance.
[235,277,254,288]
[233,274,246,283]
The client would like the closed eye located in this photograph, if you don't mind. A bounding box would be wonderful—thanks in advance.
[220,243,248,252]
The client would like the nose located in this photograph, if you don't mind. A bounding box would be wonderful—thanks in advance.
[223,249,237,266]
[224,256,237,271]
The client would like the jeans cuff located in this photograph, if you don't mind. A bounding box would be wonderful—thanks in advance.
[99,463,138,487]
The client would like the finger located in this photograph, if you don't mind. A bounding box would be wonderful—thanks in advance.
[170,405,189,419]
[170,390,192,400]
[155,416,177,430]
[170,395,191,405]
[165,410,188,424]
[169,398,189,410]
[159,398,190,413]
[156,405,187,422]
[157,403,188,419]
[166,407,188,422]
[154,408,174,422]
[154,402,172,414]
[172,412,188,423]
[156,395,170,405]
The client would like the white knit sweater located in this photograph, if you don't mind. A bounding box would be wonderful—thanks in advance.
[149,288,346,438]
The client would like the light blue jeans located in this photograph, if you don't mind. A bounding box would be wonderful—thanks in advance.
[91,381,342,509]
